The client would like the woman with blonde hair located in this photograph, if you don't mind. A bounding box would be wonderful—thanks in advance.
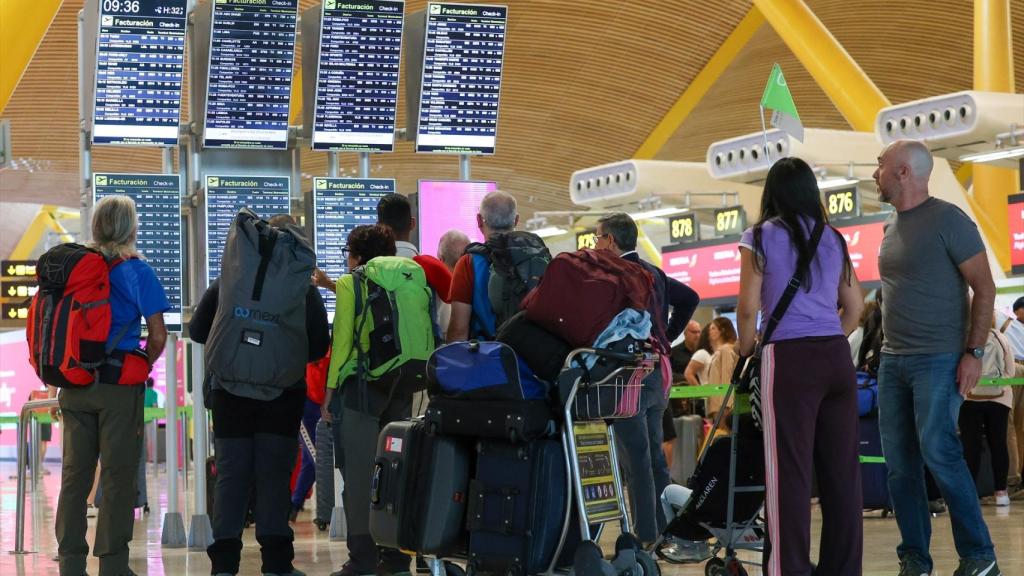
[56,195,169,576]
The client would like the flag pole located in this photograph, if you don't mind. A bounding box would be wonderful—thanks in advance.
[759,106,772,163]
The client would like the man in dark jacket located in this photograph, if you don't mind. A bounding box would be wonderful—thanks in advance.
[191,214,330,576]
[595,212,700,543]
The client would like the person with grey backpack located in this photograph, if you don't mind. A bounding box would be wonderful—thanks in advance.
[190,211,329,576]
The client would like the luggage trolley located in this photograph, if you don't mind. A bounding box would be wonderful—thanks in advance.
[425,345,662,576]
[651,379,767,576]
[555,346,662,576]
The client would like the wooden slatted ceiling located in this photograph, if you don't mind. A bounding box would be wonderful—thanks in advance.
[1,0,1021,213]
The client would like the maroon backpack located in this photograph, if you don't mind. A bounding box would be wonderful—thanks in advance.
[521,249,653,348]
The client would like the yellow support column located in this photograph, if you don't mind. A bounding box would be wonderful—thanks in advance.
[752,0,890,132]
[0,0,64,114]
[970,0,1017,272]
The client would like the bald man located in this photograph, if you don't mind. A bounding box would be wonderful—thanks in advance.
[874,140,1000,576]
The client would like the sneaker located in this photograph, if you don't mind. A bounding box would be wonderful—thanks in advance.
[331,562,376,576]
[655,538,711,564]
[86,505,99,518]
[927,499,946,515]
[898,557,931,576]
[952,559,1001,576]
[994,492,1010,507]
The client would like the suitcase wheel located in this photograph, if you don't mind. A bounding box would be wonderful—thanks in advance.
[443,562,466,576]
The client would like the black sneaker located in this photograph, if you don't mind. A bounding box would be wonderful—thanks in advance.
[331,562,376,576]
[897,557,931,576]
[952,559,1001,576]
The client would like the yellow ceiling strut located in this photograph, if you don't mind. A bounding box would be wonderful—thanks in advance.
[0,0,64,114]
[9,205,73,260]
[636,225,663,268]
[751,0,890,132]
[634,7,765,159]
[967,0,1017,272]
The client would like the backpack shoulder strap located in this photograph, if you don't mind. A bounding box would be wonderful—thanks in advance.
[469,253,496,339]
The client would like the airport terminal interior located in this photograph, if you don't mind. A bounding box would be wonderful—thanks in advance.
[1,0,1024,575]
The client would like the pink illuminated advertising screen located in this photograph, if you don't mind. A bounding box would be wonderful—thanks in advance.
[416,180,497,257]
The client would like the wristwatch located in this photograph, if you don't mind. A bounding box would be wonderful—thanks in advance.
[965,346,984,359]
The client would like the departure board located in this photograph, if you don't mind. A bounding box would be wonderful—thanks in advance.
[203,0,298,149]
[416,3,507,155]
[204,175,291,285]
[92,0,188,147]
[312,178,393,318]
[311,0,404,152]
[93,173,184,332]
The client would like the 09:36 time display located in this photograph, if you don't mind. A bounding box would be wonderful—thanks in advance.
[102,0,142,13]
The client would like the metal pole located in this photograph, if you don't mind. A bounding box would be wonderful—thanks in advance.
[188,343,212,549]
[161,332,186,547]
[29,418,41,490]
[358,152,370,179]
[12,398,60,554]
[459,154,471,181]
[327,152,339,178]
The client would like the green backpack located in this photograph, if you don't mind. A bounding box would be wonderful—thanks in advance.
[351,257,435,381]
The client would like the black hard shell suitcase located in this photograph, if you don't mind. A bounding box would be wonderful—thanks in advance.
[468,438,570,576]
[369,419,471,555]
[424,396,555,443]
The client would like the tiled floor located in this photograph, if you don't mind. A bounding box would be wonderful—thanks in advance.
[1,461,1022,575]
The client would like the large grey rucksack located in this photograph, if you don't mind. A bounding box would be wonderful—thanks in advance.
[205,209,315,400]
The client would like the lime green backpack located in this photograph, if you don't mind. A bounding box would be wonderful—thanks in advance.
[351,256,436,380]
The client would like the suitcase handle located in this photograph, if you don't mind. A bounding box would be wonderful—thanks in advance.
[372,458,401,510]
[467,479,521,535]
[371,461,384,507]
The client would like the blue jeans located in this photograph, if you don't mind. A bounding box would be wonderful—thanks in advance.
[613,373,670,542]
[878,353,995,570]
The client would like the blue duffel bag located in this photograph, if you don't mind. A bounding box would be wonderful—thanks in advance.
[427,341,548,401]
[857,371,879,417]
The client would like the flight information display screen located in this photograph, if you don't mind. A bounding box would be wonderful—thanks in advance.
[416,3,507,155]
[204,175,291,285]
[92,0,188,146]
[203,0,298,149]
[312,178,393,318]
[93,173,184,332]
[311,0,404,152]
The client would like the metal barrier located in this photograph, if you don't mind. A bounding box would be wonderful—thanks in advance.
[12,398,60,555]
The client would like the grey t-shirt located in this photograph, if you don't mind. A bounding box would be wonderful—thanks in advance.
[879,197,985,355]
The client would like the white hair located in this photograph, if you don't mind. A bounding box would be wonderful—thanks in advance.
[438,229,471,269]
[479,191,517,232]
[91,195,139,259]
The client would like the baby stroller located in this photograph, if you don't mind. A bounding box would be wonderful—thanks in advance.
[650,379,766,576]
[418,342,663,576]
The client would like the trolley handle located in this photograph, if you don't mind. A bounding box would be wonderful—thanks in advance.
[563,347,651,370]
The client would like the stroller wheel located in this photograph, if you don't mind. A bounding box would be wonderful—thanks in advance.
[635,550,660,576]
[444,563,466,576]
[724,558,747,576]
[704,558,726,576]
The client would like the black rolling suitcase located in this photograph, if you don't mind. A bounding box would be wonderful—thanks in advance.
[468,438,571,576]
[369,419,471,555]
[424,396,555,443]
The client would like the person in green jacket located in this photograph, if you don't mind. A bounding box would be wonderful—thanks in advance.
[321,224,435,576]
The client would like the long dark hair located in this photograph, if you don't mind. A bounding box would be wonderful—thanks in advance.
[752,157,852,290]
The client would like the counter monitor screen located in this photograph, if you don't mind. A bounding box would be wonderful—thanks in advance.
[416,3,507,155]
[1011,193,1024,275]
[92,0,188,146]
[312,178,393,319]
[204,175,291,285]
[93,173,184,332]
[416,180,496,257]
[203,0,298,149]
[312,0,404,152]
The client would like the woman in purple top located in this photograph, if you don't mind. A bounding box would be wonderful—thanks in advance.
[737,157,864,576]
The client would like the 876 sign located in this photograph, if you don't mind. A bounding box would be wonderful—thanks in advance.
[825,187,859,219]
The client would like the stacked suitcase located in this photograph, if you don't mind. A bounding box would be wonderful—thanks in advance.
[369,336,574,576]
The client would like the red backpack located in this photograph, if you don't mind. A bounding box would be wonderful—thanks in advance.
[27,243,128,387]
[522,249,653,348]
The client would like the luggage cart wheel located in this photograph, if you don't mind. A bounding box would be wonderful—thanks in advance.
[443,562,466,576]
[724,558,748,576]
[704,558,726,576]
[635,550,660,576]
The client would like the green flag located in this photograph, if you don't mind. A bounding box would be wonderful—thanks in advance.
[760,64,804,143]
[761,64,799,119]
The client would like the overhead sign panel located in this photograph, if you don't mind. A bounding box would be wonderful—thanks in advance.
[416,3,507,155]
[1009,193,1024,275]
[312,178,393,318]
[312,0,405,152]
[94,173,185,332]
[92,0,188,146]
[203,0,298,149]
[416,180,496,256]
[204,175,291,285]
